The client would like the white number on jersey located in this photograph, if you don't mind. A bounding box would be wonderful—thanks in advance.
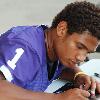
[7,48,24,70]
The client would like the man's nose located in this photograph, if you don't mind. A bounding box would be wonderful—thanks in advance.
[76,53,87,62]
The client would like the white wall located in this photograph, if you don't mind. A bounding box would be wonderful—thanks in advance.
[0,0,100,33]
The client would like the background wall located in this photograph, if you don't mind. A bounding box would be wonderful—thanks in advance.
[0,0,100,33]
[0,0,100,58]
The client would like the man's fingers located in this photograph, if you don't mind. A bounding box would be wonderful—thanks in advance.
[90,77,96,96]
[81,89,90,98]
[96,81,100,93]
[83,77,91,90]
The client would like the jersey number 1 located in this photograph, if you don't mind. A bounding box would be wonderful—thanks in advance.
[7,48,24,70]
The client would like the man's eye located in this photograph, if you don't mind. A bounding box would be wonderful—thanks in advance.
[77,45,83,49]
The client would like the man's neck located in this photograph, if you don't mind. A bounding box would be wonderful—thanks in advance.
[44,28,57,62]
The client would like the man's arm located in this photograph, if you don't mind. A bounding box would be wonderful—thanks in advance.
[59,67,83,81]
[0,80,90,100]
[0,80,56,100]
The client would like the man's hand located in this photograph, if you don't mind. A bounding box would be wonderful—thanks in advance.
[74,74,100,96]
[0,80,90,100]
[57,88,90,100]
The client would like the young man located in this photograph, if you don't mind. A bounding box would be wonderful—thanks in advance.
[0,1,100,100]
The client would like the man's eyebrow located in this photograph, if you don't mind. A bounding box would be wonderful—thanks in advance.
[78,42,95,53]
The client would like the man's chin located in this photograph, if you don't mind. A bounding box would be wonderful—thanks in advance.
[60,60,76,68]
[64,63,76,69]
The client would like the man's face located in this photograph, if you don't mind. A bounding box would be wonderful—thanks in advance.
[54,32,98,68]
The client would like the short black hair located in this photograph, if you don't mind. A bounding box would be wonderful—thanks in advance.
[51,1,100,40]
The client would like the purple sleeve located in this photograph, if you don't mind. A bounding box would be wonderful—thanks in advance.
[0,39,40,86]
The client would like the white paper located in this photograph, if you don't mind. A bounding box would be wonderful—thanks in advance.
[80,59,100,82]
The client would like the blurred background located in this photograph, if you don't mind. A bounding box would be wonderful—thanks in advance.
[0,0,100,58]
[0,0,100,33]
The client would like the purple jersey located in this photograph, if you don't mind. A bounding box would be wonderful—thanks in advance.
[0,25,63,91]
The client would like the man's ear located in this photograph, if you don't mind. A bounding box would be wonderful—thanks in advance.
[56,21,68,37]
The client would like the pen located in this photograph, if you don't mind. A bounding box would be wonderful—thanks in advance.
[94,73,100,78]
[53,82,74,94]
